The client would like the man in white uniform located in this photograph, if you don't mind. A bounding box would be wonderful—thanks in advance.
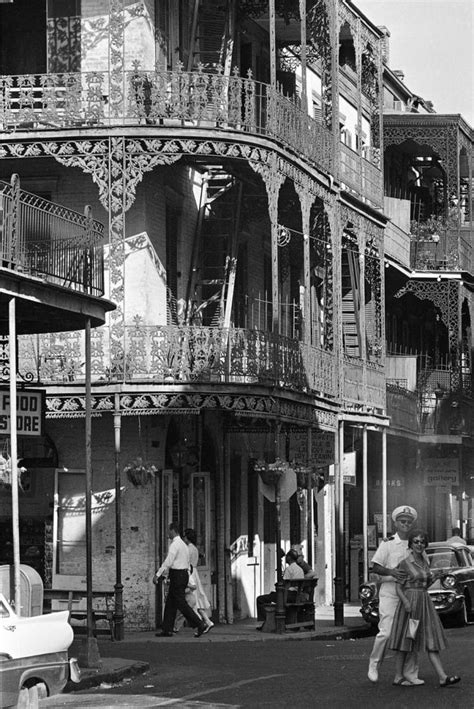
[367,505,423,685]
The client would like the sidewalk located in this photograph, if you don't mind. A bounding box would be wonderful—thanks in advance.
[67,605,374,693]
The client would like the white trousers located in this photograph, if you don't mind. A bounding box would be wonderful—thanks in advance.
[369,585,418,680]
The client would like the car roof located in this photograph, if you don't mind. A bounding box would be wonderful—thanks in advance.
[427,542,468,549]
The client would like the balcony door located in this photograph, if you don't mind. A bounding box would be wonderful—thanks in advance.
[0,0,46,75]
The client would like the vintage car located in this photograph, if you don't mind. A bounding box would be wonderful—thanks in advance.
[0,592,80,708]
[359,542,474,628]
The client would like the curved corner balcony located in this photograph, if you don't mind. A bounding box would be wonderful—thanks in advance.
[0,178,105,297]
[18,325,339,401]
[0,66,333,176]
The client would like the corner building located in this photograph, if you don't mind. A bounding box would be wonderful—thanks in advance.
[0,1,389,629]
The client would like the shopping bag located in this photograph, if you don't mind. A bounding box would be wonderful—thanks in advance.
[406,617,420,639]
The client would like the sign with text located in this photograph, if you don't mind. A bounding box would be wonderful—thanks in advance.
[287,429,335,468]
[422,458,459,487]
[0,389,45,436]
[328,451,356,486]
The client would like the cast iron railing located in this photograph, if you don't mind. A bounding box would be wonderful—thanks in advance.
[0,176,105,296]
[18,325,339,399]
[0,66,333,174]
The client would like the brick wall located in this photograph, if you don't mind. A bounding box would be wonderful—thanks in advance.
[47,413,168,630]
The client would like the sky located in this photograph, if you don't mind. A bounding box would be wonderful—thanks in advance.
[355,0,474,126]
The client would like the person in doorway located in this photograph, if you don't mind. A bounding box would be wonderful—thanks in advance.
[367,505,423,685]
[154,522,208,638]
[256,549,304,630]
[389,529,460,687]
[174,528,214,633]
[446,527,466,545]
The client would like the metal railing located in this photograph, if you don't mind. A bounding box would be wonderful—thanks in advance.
[0,67,333,175]
[0,175,105,296]
[340,142,382,207]
[18,325,339,399]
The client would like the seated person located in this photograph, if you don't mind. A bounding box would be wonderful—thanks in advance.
[292,544,317,579]
[256,549,304,629]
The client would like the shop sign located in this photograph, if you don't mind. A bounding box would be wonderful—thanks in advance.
[311,430,335,466]
[328,451,356,486]
[0,389,45,436]
[422,458,459,487]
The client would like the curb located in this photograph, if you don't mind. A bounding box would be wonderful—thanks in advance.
[63,624,375,692]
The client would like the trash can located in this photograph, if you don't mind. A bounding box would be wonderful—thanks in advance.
[0,564,43,616]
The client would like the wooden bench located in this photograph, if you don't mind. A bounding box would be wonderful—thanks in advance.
[261,578,318,633]
[283,578,318,631]
[43,589,116,640]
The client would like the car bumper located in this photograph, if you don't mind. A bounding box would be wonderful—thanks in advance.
[428,591,464,615]
[359,605,379,626]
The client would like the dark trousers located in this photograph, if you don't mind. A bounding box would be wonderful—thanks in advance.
[256,590,297,621]
[162,569,203,633]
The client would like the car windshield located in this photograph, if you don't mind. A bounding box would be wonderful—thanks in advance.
[427,549,459,569]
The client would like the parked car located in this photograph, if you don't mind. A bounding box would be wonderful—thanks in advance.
[0,592,80,708]
[359,541,474,628]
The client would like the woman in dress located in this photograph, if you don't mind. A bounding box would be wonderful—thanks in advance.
[184,528,214,633]
[389,528,461,687]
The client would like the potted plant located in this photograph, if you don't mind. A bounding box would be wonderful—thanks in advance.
[123,457,157,487]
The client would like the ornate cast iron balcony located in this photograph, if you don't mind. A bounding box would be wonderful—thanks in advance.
[0,65,333,175]
[0,176,105,296]
[18,325,339,400]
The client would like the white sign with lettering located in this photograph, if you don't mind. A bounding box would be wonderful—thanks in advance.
[422,458,459,487]
[0,389,44,437]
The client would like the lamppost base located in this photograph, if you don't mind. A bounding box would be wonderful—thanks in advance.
[114,582,124,640]
[275,581,286,634]
[76,636,101,669]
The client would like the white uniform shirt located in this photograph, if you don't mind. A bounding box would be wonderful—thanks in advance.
[371,533,410,596]
[156,535,190,577]
[283,561,304,591]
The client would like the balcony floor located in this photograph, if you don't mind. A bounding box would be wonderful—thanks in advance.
[0,268,114,334]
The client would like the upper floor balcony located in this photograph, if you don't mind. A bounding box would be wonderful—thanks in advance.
[0,175,104,298]
[0,66,333,177]
[18,324,339,402]
[410,223,472,273]
[340,142,383,208]
[343,355,386,414]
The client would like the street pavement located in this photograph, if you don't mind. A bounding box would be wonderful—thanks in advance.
[39,607,473,708]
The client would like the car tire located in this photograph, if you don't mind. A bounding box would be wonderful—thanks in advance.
[28,685,39,708]
[36,682,48,700]
[453,599,468,627]
[16,688,30,709]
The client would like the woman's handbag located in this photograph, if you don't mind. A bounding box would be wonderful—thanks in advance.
[406,617,420,639]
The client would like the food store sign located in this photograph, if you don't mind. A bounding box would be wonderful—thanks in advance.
[0,389,44,436]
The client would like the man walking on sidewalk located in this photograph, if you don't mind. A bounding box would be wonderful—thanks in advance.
[367,505,422,685]
[155,522,209,638]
